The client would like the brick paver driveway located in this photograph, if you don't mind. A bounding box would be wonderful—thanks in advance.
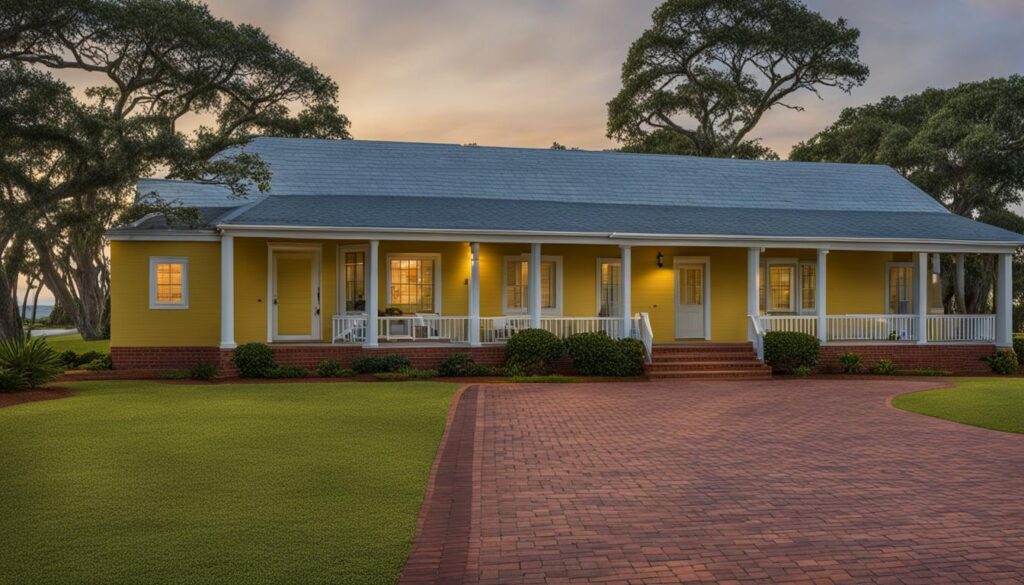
[401,380,1024,584]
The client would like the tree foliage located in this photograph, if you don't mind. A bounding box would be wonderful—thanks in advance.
[0,0,351,339]
[607,0,868,159]
[791,76,1024,316]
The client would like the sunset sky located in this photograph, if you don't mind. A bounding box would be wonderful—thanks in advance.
[20,0,1024,305]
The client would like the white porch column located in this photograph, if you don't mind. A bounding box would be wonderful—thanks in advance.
[365,240,380,348]
[620,245,632,338]
[746,247,760,342]
[914,252,928,343]
[468,242,481,347]
[529,243,542,329]
[219,234,235,349]
[996,252,1013,347]
[816,249,828,343]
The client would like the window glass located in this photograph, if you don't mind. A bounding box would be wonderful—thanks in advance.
[758,266,765,313]
[389,258,435,313]
[768,265,793,312]
[155,262,184,304]
[889,265,913,314]
[505,259,556,312]
[800,264,816,311]
[344,251,365,312]
[679,266,703,305]
[598,261,621,317]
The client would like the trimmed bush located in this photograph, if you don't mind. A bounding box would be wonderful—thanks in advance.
[351,354,410,374]
[58,350,79,368]
[505,329,564,375]
[232,343,277,378]
[564,332,644,377]
[437,353,495,377]
[0,368,21,391]
[189,362,218,381]
[81,354,113,371]
[870,358,897,375]
[839,352,863,374]
[0,336,62,390]
[1014,336,1024,365]
[987,349,1019,375]
[316,359,353,378]
[268,365,310,379]
[763,331,820,374]
[792,365,813,377]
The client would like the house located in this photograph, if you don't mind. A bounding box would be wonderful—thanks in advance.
[107,138,1024,376]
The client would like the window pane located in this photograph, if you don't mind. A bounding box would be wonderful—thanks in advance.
[768,265,793,311]
[679,267,702,305]
[889,266,913,314]
[389,258,435,313]
[599,262,621,317]
[801,264,816,311]
[758,266,765,313]
[344,252,365,312]
[155,263,184,304]
[541,261,555,309]
[506,260,526,310]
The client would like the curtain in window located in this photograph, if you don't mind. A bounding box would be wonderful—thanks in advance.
[889,266,913,314]
[506,259,555,311]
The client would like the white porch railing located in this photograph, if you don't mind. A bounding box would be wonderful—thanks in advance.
[926,315,996,342]
[748,315,765,360]
[760,315,818,336]
[636,312,654,363]
[827,314,918,342]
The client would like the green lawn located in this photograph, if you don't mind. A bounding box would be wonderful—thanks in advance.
[39,332,110,354]
[0,380,457,585]
[892,377,1024,434]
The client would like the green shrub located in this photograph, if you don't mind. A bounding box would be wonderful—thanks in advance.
[792,365,813,377]
[0,368,22,391]
[268,365,310,379]
[189,362,218,381]
[81,354,112,371]
[500,361,528,377]
[316,359,353,378]
[0,335,62,390]
[839,352,863,374]
[1014,336,1024,365]
[870,358,897,375]
[564,332,644,376]
[405,368,438,379]
[505,329,564,375]
[232,343,277,378]
[75,351,103,367]
[351,354,410,374]
[58,350,79,368]
[763,331,820,374]
[158,370,190,380]
[986,349,1019,375]
[437,353,495,377]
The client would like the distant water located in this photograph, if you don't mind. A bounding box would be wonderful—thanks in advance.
[26,305,54,319]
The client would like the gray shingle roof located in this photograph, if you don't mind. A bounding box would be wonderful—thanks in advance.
[137,179,248,208]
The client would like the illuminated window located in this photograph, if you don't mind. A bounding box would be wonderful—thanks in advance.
[503,256,561,314]
[387,255,439,313]
[888,264,913,314]
[767,264,794,312]
[149,257,188,309]
[597,259,621,317]
[800,263,816,312]
[344,250,366,312]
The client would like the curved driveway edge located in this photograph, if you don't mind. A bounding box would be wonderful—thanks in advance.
[401,379,1024,584]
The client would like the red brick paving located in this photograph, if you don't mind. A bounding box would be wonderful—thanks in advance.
[401,379,1024,584]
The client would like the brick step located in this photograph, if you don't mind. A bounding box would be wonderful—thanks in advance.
[652,352,758,362]
[647,369,772,380]
[648,360,769,371]
[654,344,754,352]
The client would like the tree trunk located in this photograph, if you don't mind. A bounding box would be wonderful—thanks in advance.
[28,285,42,332]
[31,236,109,340]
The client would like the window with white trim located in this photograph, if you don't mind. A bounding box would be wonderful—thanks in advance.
[800,263,816,312]
[341,248,366,313]
[387,255,440,313]
[503,255,561,314]
[149,257,188,309]
[766,264,795,312]
[887,263,913,314]
[597,259,621,317]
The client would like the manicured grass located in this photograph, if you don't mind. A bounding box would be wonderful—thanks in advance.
[892,377,1024,434]
[0,381,458,585]
[40,333,110,354]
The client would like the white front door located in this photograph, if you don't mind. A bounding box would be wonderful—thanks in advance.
[675,261,707,339]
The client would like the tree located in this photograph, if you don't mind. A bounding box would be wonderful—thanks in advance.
[607,0,868,159]
[790,76,1024,315]
[0,0,351,340]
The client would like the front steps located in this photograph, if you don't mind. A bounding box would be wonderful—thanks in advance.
[646,343,772,380]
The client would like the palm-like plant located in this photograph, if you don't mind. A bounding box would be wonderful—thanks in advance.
[0,335,62,391]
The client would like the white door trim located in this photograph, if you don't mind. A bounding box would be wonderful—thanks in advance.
[267,243,322,342]
[673,256,711,341]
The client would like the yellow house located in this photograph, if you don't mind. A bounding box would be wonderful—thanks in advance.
[107,138,1023,376]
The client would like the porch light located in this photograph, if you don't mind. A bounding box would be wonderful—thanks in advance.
[656,252,664,268]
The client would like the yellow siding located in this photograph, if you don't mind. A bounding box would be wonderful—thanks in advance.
[111,238,898,347]
[110,241,220,347]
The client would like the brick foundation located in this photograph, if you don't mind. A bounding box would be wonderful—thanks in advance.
[820,344,996,375]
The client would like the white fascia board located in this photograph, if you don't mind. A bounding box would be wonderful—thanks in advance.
[217,224,1023,254]
[105,230,221,242]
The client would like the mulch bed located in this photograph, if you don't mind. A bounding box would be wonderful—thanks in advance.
[0,388,73,409]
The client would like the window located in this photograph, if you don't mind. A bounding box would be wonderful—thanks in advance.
[758,266,766,313]
[888,264,913,314]
[597,259,621,317]
[767,264,794,312]
[800,263,816,312]
[503,255,562,314]
[342,249,366,313]
[149,257,188,309]
[387,255,440,313]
